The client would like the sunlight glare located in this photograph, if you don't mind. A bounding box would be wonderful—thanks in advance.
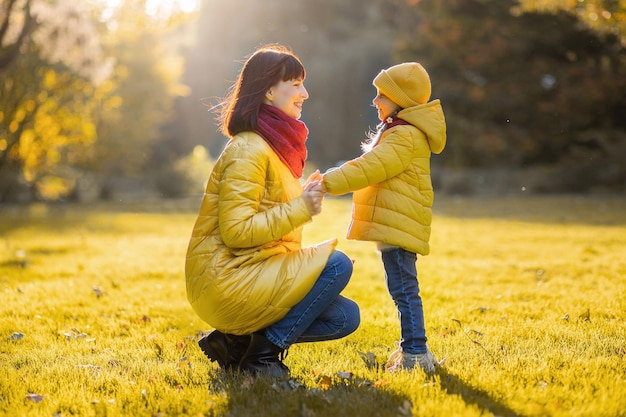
[100,0,199,19]
[145,0,200,16]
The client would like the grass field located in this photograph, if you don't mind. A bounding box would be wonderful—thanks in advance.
[1,195,625,417]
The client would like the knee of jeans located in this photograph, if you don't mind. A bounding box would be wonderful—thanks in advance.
[329,250,353,282]
[345,299,360,334]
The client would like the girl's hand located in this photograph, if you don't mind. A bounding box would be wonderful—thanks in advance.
[302,181,325,216]
[304,170,323,188]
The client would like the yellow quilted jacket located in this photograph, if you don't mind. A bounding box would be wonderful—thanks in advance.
[185,132,337,335]
[322,100,446,255]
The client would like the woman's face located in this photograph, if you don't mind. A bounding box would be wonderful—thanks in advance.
[372,91,400,121]
[265,78,309,119]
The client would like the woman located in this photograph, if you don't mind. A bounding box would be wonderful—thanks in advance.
[185,44,360,378]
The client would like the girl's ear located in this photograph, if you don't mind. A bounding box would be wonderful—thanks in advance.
[265,88,274,102]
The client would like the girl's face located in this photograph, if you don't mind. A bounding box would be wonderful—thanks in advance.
[265,78,309,119]
[372,91,400,121]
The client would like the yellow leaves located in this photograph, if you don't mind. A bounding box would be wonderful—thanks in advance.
[36,176,73,200]
[116,64,129,79]
[44,69,57,89]
[37,91,49,103]
[25,100,36,112]
[105,95,123,110]
[156,55,190,97]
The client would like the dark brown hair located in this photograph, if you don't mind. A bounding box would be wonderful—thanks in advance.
[218,44,306,137]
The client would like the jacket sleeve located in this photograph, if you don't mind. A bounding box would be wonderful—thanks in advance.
[217,145,312,249]
[323,128,415,196]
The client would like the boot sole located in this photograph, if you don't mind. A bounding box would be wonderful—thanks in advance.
[198,333,228,368]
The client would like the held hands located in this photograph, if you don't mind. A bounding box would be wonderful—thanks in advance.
[303,169,323,188]
[302,170,325,216]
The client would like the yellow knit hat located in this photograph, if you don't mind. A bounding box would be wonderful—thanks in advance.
[373,62,431,108]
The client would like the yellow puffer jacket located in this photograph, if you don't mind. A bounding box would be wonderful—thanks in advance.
[185,132,337,335]
[322,100,446,255]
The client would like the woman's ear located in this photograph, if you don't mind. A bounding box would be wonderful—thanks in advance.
[265,88,274,102]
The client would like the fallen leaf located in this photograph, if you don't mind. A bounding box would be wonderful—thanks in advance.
[108,359,122,367]
[337,371,353,381]
[398,399,412,416]
[92,286,105,298]
[358,351,378,370]
[468,328,483,337]
[178,357,191,373]
[7,332,24,341]
[374,379,389,388]
[153,341,163,358]
[578,308,591,322]
[76,364,101,376]
[318,375,332,391]
[241,376,255,389]
[288,379,305,390]
[309,368,322,376]
[25,393,44,403]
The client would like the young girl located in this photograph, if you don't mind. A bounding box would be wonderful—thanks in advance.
[321,62,446,373]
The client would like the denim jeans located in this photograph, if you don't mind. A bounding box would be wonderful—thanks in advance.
[381,247,427,355]
[265,250,360,350]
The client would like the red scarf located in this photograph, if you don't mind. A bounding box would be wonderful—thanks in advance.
[255,104,308,178]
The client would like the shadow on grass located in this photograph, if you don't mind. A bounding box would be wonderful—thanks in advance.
[206,371,412,417]
[437,368,525,417]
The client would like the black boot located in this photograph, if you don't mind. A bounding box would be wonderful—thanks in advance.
[224,333,251,370]
[239,332,289,378]
[198,330,250,371]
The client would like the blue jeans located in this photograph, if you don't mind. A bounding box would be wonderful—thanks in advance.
[381,247,427,355]
[265,250,360,350]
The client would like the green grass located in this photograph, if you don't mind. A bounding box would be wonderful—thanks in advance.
[1,195,625,417]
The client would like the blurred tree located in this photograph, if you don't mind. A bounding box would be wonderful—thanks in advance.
[0,0,112,201]
[0,0,193,202]
[518,0,626,43]
[0,0,34,70]
[82,0,193,200]
[387,0,625,192]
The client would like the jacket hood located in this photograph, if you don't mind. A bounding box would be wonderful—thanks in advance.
[397,99,446,154]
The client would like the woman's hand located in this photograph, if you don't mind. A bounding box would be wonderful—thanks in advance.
[302,180,325,216]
